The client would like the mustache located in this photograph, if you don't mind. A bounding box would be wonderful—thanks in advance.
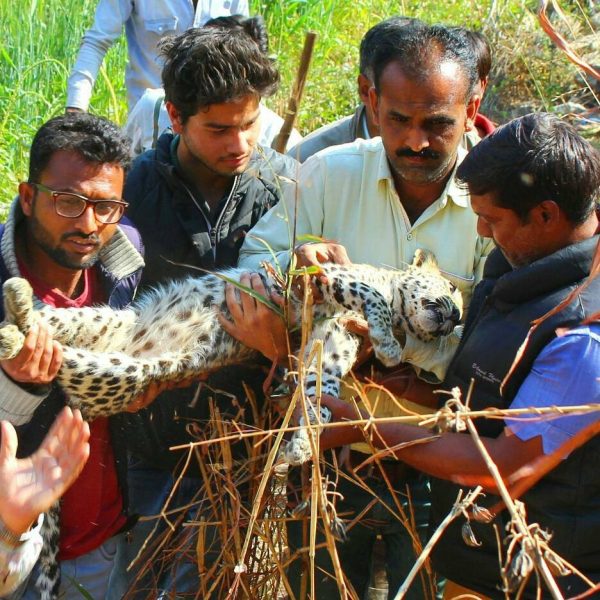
[61,232,101,244]
[396,147,441,160]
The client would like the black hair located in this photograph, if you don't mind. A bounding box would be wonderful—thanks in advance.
[450,27,491,82]
[457,112,600,224]
[28,112,131,182]
[371,23,479,102]
[160,27,279,123]
[359,16,424,80]
[204,14,269,55]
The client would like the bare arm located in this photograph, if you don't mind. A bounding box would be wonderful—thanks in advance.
[319,394,544,495]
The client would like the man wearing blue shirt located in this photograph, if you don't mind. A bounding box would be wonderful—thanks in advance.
[321,112,600,599]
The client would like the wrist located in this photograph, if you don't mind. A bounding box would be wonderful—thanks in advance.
[0,516,27,548]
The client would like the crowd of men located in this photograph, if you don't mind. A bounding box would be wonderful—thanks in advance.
[0,3,598,600]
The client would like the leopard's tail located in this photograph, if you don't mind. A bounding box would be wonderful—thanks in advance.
[36,503,61,600]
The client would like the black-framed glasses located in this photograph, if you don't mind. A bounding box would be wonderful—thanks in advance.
[32,182,128,224]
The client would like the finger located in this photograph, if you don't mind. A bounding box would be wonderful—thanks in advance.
[35,327,57,379]
[46,341,63,380]
[0,420,18,464]
[217,311,236,336]
[224,282,242,322]
[238,273,256,314]
[16,322,42,364]
[329,244,351,265]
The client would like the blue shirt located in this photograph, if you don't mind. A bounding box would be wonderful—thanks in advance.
[506,323,600,455]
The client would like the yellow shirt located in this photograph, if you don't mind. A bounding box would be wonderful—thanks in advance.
[240,137,493,382]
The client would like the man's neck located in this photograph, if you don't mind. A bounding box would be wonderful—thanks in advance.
[17,232,84,298]
[176,142,234,210]
[392,173,451,224]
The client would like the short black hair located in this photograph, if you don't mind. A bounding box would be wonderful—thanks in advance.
[371,23,479,102]
[205,14,269,54]
[160,27,279,123]
[359,16,424,80]
[29,113,131,182]
[457,112,600,224]
[450,27,492,82]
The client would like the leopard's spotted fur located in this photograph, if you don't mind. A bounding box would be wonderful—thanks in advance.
[0,249,461,599]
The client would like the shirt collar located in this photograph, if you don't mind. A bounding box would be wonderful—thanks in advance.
[376,141,470,208]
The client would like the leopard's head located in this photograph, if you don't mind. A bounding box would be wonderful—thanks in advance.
[392,249,463,342]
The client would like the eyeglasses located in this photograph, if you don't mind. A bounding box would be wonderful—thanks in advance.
[32,182,128,224]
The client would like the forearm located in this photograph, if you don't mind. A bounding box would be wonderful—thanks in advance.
[320,396,543,494]
[0,370,48,426]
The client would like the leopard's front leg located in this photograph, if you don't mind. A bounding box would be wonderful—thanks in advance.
[316,276,402,367]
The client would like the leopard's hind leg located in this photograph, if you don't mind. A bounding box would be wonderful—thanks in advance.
[283,317,360,466]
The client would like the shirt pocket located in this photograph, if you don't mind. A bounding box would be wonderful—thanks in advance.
[144,17,178,36]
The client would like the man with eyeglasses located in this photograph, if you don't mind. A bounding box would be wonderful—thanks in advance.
[0,112,154,599]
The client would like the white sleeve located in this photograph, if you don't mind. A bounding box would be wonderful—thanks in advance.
[238,157,326,272]
[66,0,133,110]
[0,515,43,596]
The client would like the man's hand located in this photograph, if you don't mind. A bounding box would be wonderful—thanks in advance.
[293,242,351,302]
[294,241,351,269]
[0,406,90,535]
[0,323,62,385]
[339,315,373,366]
[218,273,290,363]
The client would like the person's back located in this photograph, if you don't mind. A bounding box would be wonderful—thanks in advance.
[66,0,249,113]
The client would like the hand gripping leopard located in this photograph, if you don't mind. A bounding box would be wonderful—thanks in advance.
[0,249,462,599]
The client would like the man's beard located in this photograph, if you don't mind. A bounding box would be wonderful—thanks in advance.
[28,213,102,270]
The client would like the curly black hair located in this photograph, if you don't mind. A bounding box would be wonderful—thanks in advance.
[160,27,279,124]
[29,112,131,182]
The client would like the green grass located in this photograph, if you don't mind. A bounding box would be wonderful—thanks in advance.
[0,0,597,208]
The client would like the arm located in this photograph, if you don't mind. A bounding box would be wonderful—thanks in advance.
[66,0,131,111]
[322,325,600,494]
[320,394,544,494]
[238,156,330,272]
[0,323,62,426]
[0,407,90,595]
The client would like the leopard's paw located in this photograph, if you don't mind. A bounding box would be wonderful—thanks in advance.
[283,433,312,466]
[0,323,26,360]
[3,277,34,332]
[373,337,402,367]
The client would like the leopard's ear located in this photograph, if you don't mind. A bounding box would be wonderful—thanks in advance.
[411,249,439,271]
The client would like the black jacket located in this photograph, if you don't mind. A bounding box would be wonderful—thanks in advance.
[122,132,298,470]
[431,238,600,598]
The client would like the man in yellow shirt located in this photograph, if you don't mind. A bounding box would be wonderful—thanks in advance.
[239,21,494,599]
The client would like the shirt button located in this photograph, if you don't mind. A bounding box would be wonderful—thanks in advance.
[407,233,413,241]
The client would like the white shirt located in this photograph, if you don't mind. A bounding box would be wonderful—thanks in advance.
[66,0,249,112]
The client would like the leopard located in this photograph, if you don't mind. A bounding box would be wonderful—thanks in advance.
[0,249,462,599]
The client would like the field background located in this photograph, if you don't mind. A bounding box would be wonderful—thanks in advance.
[0,0,597,209]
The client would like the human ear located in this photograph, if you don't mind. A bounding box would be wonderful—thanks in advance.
[165,101,183,134]
[537,200,560,225]
[368,87,380,128]
[357,74,373,106]
[464,93,481,132]
[18,182,35,216]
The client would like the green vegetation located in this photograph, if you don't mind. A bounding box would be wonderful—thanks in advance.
[0,0,597,208]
